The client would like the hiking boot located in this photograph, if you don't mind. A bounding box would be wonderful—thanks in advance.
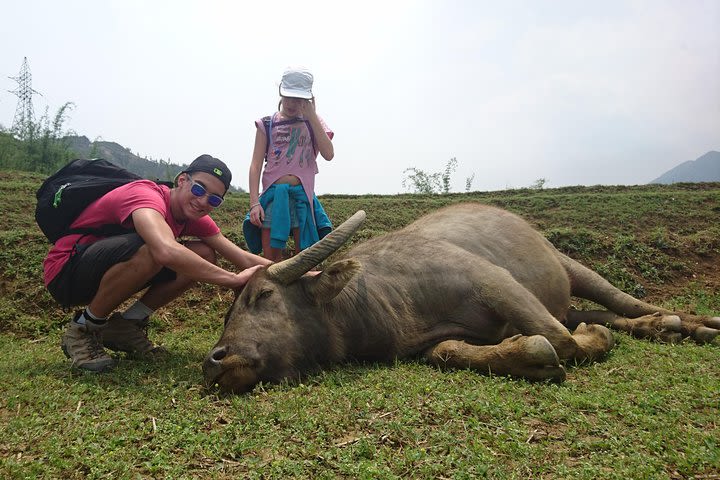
[103,313,168,358]
[61,312,116,372]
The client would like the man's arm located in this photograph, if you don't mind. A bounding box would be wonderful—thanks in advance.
[202,232,272,270]
[132,208,262,289]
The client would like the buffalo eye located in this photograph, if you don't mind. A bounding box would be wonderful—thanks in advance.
[250,288,273,306]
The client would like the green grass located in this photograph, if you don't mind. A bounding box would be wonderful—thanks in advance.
[2,330,718,478]
[1,170,719,478]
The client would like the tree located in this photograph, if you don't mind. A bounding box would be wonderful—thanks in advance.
[402,167,442,194]
[530,178,547,190]
[25,102,76,173]
[441,157,457,194]
[0,102,76,173]
[465,173,476,193]
[403,157,468,194]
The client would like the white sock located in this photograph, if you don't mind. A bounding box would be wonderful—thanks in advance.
[76,307,106,325]
[122,301,154,321]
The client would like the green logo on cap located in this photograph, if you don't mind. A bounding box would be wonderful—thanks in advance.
[213,168,223,176]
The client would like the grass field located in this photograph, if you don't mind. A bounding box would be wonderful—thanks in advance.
[1,170,718,479]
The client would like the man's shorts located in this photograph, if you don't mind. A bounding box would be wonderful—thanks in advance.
[262,198,299,229]
[47,233,176,309]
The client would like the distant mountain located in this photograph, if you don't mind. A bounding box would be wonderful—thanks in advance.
[64,135,245,192]
[650,151,720,184]
[65,135,183,182]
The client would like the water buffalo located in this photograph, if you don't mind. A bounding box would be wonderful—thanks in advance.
[203,203,719,393]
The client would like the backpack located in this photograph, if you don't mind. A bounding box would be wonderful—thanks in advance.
[35,158,161,243]
[261,113,316,161]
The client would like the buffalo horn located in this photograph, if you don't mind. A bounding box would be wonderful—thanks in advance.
[266,210,366,284]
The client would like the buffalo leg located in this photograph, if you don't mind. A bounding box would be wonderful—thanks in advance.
[559,253,720,344]
[469,260,614,362]
[425,335,566,382]
[565,310,686,343]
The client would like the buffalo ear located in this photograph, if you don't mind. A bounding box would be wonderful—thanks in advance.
[304,258,361,305]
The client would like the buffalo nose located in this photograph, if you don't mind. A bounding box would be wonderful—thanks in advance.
[208,346,228,364]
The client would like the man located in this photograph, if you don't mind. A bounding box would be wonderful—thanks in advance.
[44,154,271,371]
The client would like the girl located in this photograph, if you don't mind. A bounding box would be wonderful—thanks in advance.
[244,67,335,261]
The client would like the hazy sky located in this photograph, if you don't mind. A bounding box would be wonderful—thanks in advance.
[1,0,718,194]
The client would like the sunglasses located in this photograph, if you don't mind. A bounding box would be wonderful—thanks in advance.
[187,175,224,208]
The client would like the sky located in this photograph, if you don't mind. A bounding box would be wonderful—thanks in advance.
[1,0,718,194]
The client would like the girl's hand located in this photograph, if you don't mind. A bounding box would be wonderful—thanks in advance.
[301,97,317,118]
[249,204,265,228]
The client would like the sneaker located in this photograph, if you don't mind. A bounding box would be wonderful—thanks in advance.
[61,312,116,372]
[103,313,168,358]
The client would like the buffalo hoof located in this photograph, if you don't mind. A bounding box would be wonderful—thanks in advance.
[706,317,720,329]
[660,315,682,331]
[693,326,719,345]
[620,313,684,342]
[572,323,615,362]
[520,335,566,383]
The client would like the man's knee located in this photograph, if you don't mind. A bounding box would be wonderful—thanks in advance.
[186,241,217,264]
[128,245,164,274]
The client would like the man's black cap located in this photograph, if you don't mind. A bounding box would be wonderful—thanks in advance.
[181,154,232,191]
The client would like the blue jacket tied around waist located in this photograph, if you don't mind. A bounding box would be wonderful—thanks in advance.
[242,184,333,254]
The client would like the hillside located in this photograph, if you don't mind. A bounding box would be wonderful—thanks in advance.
[1,170,718,337]
[64,135,246,192]
[650,150,720,184]
[65,135,179,181]
[1,171,719,478]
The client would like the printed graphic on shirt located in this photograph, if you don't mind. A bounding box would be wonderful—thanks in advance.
[303,146,313,165]
[272,124,310,168]
[286,128,300,161]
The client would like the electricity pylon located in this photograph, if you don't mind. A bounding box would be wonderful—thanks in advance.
[8,57,41,140]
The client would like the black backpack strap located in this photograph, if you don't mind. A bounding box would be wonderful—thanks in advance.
[59,178,171,240]
[62,224,135,239]
[304,119,317,156]
[262,114,273,161]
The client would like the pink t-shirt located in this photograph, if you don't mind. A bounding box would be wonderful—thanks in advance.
[43,180,220,286]
[255,113,333,205]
